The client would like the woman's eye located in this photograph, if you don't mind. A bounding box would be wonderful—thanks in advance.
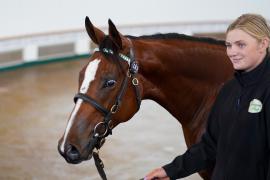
[104,79,116,88]
[238,43,246,48]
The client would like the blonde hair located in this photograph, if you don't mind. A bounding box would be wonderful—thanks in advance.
[226,13,270,51]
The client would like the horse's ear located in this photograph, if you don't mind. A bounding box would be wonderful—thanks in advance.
[108,19,124,49]
[85,16,105,45]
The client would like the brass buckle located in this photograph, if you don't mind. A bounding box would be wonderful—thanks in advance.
[110,104,118,114]
[132,78,139,85]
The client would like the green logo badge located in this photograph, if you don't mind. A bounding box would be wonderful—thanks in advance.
[248,99,262,113]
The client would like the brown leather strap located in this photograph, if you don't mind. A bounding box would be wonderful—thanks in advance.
[93,151,107,180]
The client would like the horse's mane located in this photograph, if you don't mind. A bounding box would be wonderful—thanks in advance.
[126,33,225,46]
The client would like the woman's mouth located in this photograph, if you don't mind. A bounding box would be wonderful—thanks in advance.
[231,58,243,64]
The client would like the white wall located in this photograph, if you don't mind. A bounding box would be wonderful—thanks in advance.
[1,0,269,38]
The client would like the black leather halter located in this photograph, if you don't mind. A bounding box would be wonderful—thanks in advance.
[73,39,141,180]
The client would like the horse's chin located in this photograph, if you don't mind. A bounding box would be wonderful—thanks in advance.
[78,150,94,162]
[65,152,93,164]
[65,158,83,164]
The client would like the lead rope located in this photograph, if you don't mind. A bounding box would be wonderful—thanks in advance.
[93,150,107,180]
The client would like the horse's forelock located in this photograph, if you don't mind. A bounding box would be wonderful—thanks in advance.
[97,36,127,74]
[99,36,119,54]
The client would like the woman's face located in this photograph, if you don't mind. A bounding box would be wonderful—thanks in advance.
[226,29,267,72]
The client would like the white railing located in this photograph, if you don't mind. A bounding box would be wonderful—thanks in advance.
[0,21,233,69]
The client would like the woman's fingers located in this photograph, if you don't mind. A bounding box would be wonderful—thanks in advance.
[144,167,168,180]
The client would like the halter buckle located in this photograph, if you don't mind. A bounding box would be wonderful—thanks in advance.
[110,104,119,114]
[132,78,139,85]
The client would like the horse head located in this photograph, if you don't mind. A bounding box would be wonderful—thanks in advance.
[58,17,141,164]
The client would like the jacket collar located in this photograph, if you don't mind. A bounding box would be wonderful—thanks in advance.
[234,52,269,87]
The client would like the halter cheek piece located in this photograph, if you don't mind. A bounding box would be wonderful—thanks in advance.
[73,39,141,180]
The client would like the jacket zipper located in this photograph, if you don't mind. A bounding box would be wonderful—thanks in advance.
[224,88,243,180]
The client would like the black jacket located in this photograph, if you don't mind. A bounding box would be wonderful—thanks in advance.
[163,53,270,180]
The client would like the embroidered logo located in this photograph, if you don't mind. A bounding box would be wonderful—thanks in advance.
[248,99,263,113]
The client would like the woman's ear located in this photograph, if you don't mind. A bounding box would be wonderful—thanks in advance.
[258,37,270,53]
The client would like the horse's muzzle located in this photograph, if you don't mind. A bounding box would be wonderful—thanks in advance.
[58,143,84,164]
[57,135,105,164]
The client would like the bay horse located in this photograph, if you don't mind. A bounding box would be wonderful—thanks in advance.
[58,17,234,179]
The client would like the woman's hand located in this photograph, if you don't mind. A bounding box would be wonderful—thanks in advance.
[144,167,170,180]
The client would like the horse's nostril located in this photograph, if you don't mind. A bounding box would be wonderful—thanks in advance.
[66,144,81,162]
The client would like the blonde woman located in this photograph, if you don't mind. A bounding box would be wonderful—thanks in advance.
[144,13,270,180]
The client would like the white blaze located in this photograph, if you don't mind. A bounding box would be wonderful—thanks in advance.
[60,59,101,153]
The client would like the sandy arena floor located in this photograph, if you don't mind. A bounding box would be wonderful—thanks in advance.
[0,59,201,180]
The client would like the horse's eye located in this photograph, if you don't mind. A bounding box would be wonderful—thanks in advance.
[104,79,116,88]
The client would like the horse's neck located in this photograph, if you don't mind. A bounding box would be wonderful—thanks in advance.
[135,39,233,128]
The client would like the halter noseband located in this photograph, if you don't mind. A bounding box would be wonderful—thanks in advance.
[73,39,141,180]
